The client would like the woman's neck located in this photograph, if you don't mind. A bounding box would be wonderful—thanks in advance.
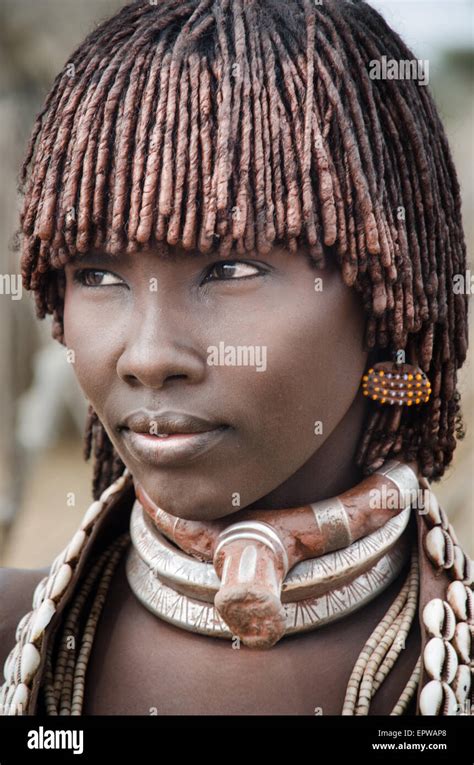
[245,394,370,511]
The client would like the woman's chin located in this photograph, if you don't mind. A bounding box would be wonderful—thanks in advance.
[134,484,235,523]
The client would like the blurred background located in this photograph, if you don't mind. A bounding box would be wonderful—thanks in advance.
[0,0,472,568]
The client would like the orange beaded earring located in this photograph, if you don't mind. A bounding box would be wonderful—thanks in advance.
[361,362,431,406]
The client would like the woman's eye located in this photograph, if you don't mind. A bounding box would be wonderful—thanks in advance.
[203,261,264,282]
[73,269,124,288]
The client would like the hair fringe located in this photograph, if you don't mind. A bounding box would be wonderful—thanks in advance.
[16,0,468,498]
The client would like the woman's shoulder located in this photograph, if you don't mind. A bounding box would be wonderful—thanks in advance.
[0,565,50,673]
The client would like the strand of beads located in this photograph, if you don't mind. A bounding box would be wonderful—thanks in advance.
[43,532,130,715]
[342,543,420,715]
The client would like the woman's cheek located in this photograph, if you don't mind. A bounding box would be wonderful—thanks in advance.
[63,301,120,406]
[258,296,364,448]
[74,352,109,408]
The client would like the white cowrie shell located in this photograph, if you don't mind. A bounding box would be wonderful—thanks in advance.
[423,637,458,684]
[4,642,21,684]
[80,500,104,531]
[19,643,41,685]
[0,681,8,708]
[3,683,16,713]
[32,576,49,610]
[424,491,441,526]
[30,599,56,645]
[462,557,473,587]
[50,550,66,577]
[451,665,471,708]
[422,599,455,640]
[100,474,127,502]
[448,523,459,546]
[65,529,87,564]
[419,680,458,715]
[48,564,73,601]
[451,622,471,664]
[425,527,454,569]
[9,683,29,716]
[446,580,472,623]
[439,507,449,531]
[452,545,468,582]
[15,611,33,643]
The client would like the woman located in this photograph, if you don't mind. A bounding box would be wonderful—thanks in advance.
[0,0,472,716]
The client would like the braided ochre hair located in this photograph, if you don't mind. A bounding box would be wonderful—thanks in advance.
[17,0,468,498]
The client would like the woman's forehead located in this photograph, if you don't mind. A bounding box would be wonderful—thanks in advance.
[65,243,313,264]
[65,247,238,267]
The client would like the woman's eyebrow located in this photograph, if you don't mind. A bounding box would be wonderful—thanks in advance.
[66,250,269,269]
[67,252,123,266]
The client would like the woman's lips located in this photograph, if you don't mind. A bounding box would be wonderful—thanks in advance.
[121,426,229,467]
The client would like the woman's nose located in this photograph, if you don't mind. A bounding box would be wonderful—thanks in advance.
[116,303,206,389]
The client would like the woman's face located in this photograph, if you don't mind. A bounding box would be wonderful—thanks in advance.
[63,245,368,520]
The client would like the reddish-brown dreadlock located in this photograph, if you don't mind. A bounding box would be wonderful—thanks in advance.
[17,0,468,499]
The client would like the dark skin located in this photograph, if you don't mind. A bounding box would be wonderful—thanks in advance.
[81,551,421,715]
[58,244,420,714]
[63,245,369,517]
